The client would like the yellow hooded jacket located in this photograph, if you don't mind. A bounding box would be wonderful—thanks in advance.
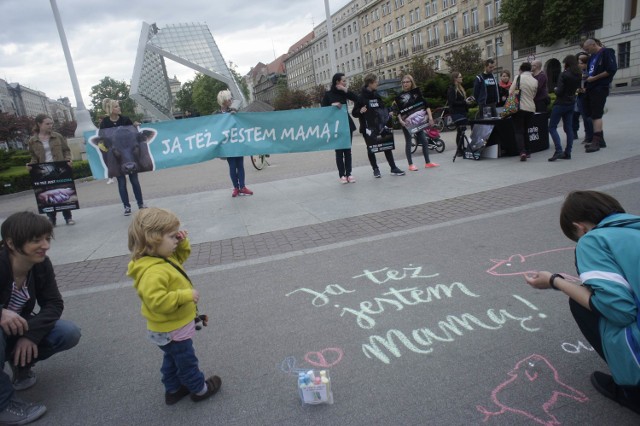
[128,239,196,332]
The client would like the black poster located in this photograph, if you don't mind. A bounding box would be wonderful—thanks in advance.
[29,162,79,214]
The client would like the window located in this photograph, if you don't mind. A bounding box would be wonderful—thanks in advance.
[425,1,431,16]
[618,41,630,68]
[432,0,437,13]
[463,11,469,32]
[443,0,448,8]
[485,3,493,21]
[486,40,494,58]
[415,7,421,21]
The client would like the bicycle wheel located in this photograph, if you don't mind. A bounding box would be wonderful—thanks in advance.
[433,118,445,132]
[445,115,457,131]
[411,136,418,153]
[432,138,445,153]
[251,155,267,170]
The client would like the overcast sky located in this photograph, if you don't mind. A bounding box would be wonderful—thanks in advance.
[0,0,351,110]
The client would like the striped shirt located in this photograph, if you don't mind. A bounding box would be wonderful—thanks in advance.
[8,282,30,314]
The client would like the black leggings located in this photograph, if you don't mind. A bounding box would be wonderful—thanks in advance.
[569,298,605,361]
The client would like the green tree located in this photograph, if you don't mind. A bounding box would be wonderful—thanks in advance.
[349,74,364,92]
[444,43,484,76]
[192,73,228,115]
[500,0,604,48]
[228,64,250,101]
[272,80,312,110]
[89,77,138,123]
[175,81,195,115]
[310,84,327,105]
[405,55,438,86]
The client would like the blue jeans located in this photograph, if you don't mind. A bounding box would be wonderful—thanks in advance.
[402,127,430,164]
[117,173,144,208]
[158,339,205,394]
[226,157,245,189]
[576,96,593,141]
[549,103,574,154]
[0,319,81,410]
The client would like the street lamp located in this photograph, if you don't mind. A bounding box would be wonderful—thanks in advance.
[495,32,504,70]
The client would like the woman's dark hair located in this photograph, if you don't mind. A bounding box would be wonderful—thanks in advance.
[331,73,345,89]
[563,55,581,76]
[0,211,53,254]
[559,191,626,241]
[519,62,532,72]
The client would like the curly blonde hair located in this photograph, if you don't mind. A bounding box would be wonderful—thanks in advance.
[128,208,180,260]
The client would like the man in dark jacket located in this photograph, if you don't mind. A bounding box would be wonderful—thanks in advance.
[582,38,617,152]
[473,59,500,118]
[352,74,405,178]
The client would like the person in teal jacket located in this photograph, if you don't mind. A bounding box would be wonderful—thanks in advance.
[128,207,221,405]
[524,190,640,415]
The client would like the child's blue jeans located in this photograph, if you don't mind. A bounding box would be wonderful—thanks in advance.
[159,338,205,394]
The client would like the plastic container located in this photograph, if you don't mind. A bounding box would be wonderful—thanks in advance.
[298,370,334,405]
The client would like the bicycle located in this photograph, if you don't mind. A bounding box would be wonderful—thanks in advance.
[250,154,270,170]
[411,126,445,154]
[432,106,457,132]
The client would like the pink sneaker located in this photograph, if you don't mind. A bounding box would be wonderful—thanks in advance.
[232,188,239,197]
[340,176,348,184]
[347,175,356,183]
[408,164,418,171]
[425,162,440,168]
[239,187,253,195]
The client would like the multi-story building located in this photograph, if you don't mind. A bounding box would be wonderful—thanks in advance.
[0,79,17,115]
[253,54,287,105]
[359,0,510,80]
[8,83,50,117]
[48,97,74,124]
[285,32,316,93]
[312,0,365,89]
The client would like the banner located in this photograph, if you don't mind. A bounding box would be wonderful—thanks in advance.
[29,162,79,214]
[84,106,351,179]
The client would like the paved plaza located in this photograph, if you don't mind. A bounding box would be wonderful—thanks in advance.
[1,93,639,425]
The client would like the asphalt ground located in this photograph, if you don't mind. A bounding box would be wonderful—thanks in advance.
[1,93,639,425]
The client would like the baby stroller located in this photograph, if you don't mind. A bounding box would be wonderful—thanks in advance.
[411,126,445,153]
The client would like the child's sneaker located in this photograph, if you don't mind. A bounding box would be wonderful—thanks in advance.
[239,187,253,196]
[11,364,37,391]
[347,175,356,183]
[165,385,190,405]
[124,207,132,216]
[340,176,348,184]
[390,167,405,176]
[191,375,222,402]
[408,164,418,171]
[425,162,440,168]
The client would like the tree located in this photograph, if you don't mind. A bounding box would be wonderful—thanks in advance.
[228,64,250,101]
[0,113,33,143]
[175,81,195,115]
[272,80,312,110]
[191,73,228,115]
[405,55,438,85]
[310,84,327,105]
[55,120,77,138]
[444,44,484,76]
[349,74,364,92]
[89,77,139,123]
[500,0,604,48]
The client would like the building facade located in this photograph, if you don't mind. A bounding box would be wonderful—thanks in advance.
[285,32,316,93]
[358,0,510,80]
[312,0,365,88]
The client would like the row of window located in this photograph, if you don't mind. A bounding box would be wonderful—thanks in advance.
[315,57,363,83]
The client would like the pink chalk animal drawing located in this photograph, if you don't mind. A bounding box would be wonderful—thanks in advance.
[477,354,588,425]
[486,248,581,283]
[278,348,344,375]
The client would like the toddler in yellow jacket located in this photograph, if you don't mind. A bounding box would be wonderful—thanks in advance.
[127,207,221,405]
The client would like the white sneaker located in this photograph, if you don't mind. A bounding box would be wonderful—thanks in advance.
[106,178,114,184]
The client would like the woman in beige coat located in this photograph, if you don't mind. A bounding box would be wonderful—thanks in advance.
[509,62,538,161]
[26,114,75,226]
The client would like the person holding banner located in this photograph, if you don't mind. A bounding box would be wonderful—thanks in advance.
[99,99,147,216]
[26,114,75,226]
[392,74,439,171]
[321,73,359,184]
[352,74,405,179]
[0,211,81,424]
[216,90,253,197]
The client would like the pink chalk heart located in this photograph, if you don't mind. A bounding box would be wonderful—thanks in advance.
[304,348,343,368]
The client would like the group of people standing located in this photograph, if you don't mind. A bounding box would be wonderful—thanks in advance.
[322,72,440,182]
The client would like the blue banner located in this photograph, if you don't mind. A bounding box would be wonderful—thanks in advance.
[84,106,351,179]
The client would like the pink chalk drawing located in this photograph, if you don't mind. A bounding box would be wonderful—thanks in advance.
[486,247,581,283]
[477,354,588,425]
[304,348,344,368]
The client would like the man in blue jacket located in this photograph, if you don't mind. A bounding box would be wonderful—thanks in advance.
[582,39,617,153]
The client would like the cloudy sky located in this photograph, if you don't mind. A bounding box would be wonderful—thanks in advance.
[0,0,351,110]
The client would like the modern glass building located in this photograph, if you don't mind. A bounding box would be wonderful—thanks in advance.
[131,22,246,120]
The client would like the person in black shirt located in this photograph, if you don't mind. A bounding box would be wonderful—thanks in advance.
[99,99,146,216]
[321,73,359,183]
[473,59,499,118]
